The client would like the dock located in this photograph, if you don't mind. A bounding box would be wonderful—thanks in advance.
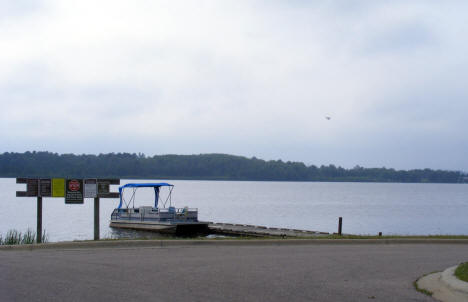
[208,223,329,237]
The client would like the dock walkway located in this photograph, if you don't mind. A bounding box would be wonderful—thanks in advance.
[208,223,329,237]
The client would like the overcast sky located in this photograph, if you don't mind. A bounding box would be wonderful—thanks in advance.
[1,1,467,171]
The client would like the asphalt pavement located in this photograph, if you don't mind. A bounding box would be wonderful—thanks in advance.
[1,242,468,301]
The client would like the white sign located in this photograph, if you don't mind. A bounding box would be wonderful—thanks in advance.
[84,179,97,198]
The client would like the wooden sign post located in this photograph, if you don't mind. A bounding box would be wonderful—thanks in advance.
[16,178,42,242]
[16,177,120,243]
[94,179,120,240]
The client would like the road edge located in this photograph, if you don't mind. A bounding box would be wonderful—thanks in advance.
[2,238,468,251]
[417,266,468,302]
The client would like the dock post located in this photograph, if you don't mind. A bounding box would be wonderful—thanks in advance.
[37,196,42,243]
[94,197,100,240]
[338,217,342,236]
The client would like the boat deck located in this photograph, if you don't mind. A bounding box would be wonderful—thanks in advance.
[110,220,209,234]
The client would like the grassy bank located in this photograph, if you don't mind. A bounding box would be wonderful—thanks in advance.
[319,234,468,240]
[3,232,468,245]
[90,234,468,241]
[455,262,468,282]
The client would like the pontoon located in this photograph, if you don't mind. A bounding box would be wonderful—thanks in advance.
[109,183,209,235]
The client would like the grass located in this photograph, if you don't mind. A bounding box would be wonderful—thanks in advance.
[455,262,468,282]
[98,232,468,241]
[4,229,467,245]
[0,229,48,245]
[308,234,468,240]
[92,233,468,242]
[3,230,21,245]
[89,234,257,242]
[413,271,440,297]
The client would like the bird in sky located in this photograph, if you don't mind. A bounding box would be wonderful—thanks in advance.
[325,116,331,120]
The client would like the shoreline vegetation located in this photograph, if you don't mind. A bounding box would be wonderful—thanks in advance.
[0,229,48,245]
[100,234,468,240]
[0,151,466,183]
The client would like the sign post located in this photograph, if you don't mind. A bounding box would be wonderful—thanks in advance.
[85,179,99,240]
[95,179,120,240]
[37,179,51,243]
[16,178,42,243]
[94,197,100,240]
[37,196,42,243]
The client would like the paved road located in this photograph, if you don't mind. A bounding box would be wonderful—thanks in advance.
[1,243,468,302]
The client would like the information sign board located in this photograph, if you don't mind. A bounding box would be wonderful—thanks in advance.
[97,180,110,197]
[39,179,52,197]
[26,179,39,196]
[65,179,84,204]
[97,179,120,198]
[17,178,119,199]
[16,178,38,197]
[84,179,97,198]
[52,178,65,197]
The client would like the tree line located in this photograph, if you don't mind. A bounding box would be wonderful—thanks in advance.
[0,151,466,183]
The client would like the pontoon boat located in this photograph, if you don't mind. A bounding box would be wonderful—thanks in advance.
[110,183,209,235]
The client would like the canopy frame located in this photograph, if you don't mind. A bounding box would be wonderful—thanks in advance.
[118,183,174,209]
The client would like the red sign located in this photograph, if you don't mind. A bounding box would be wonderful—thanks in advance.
[65,179,84,204]
[69,180,80,191]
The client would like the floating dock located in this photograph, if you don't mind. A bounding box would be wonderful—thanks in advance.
[110,219,330,237]
[208,223,329,237]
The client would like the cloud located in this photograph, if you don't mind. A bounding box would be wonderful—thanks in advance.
[0,0,43,20]
[361,22,434,55]
[1,1,468,170]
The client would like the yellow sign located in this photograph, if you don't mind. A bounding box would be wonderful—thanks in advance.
[52,178,65,197]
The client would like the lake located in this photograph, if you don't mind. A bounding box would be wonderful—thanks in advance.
[1,178,467,242]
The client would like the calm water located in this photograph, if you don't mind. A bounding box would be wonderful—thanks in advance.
[1,178,467,242]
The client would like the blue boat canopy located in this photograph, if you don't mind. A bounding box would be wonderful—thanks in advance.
[118,183,174,209]
[119,183,173,190]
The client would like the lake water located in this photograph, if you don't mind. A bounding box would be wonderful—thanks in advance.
[1,178,467,242]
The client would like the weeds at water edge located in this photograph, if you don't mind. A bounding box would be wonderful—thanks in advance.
[0,229,48,245]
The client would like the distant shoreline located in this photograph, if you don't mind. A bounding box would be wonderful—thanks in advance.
[3,176,467,185]
[1,151,466,184]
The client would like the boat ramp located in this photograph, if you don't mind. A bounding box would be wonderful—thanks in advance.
[208,223,329,237]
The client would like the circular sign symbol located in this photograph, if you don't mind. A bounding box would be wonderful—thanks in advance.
[69,180,80,191]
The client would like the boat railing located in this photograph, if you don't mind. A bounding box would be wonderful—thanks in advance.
[111,207,198,220]
[158,207,198,213]
[177,208,197,213]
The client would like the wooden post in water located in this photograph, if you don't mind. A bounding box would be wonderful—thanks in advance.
[37,196,42,243]
[338,217,342,236]
[94,197,100,240]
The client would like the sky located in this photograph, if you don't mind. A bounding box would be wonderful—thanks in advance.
[1,0,468,171]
